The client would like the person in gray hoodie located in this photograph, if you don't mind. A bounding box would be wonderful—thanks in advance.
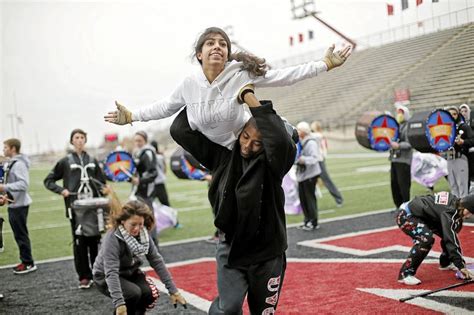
[295,122,322,231]
[93,200,186,315]
[0,138,36,274]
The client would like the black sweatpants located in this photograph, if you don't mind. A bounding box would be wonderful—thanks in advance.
[8,206,34,264]
[209,242,286,315]
[95,271,154,315]
[70,218,100,281]
[298,176,319,226]
[390,162,411,208]
[153,183,170,206]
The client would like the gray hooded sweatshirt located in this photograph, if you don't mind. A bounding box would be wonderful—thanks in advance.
[4,154,32,208]
[296,136,322,182]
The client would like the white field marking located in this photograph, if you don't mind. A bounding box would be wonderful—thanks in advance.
[286,208,394,228]
[327,153,389,159]
[2,222,69,234]
[0,255,74,269]
[358,288,474,314]
[356,165,391,173]
[297,225,474,262]
[30,207,64,214]
[160,236,213,247]
[286,258,439,264]
[0,208,410,268]
[178,204,211,212]
[29,196,63,203]
[148,275,211,312]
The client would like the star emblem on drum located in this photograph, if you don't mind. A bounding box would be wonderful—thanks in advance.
[107,153,131,177]
[427,112,453,146]
[371,116,396,145]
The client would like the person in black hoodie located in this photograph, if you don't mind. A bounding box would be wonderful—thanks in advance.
[170,91,296,314]
[44,129,107,289]
[396,191,474,285]
[131,131,157,208]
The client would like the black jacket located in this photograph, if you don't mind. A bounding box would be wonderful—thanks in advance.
[170,102,296,267]
[44,151,106,217]
[454,121,474,156]
[408,192,465,269]
[134,146,157,199]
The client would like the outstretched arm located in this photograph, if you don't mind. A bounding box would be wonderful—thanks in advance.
[104,81,187,125]
[251,44,351,88]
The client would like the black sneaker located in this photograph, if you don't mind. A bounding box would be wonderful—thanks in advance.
[13,263,37,275]
[302,222,320,231]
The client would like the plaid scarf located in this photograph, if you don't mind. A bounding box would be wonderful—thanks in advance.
[118,225,150,257]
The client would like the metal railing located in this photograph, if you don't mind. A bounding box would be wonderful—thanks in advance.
[272,6,474,68]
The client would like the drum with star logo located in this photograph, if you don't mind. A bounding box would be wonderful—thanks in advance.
[103,151,136,182]
[355,111,400,152]
[407,109,456,153]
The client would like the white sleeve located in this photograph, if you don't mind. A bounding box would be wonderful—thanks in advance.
[252,60,328,88]
[131,80,187,122]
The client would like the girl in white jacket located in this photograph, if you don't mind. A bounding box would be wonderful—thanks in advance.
[105,27,351,150]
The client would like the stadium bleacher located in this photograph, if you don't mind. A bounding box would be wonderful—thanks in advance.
[258,23,474,129]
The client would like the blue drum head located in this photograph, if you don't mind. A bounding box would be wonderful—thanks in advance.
[425,110,456,152]
[368,115,399,152]
[104,151,136,182]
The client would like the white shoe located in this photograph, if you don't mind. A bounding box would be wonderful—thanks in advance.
[439,263,458,271]
[398,275,421,285]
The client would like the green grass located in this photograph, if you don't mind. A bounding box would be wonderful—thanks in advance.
[0,155,449,266]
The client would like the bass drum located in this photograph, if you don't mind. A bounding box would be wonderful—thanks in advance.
[72,197,110,236]
[170,146,209,180]
[407,109,456,153]
[355,111,399,152]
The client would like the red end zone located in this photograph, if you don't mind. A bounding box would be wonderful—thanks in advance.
[299,225,474,260]
[148,260,474,314]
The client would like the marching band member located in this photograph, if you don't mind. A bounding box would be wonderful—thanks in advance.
[93,200,186,315]
[445,106,474,198]
[389,105,413,208]
[44,129,107,289]
[396,191,474,285]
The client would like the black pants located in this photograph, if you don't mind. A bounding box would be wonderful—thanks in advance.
[390,162,411,208]
[298,176,319,226]
[95,271,154,315]
[209,242,286,315]
[8,206,34,264]
[70,219,100,281]
[0,215,4,248]
[153,183,170,206]
[396,210,434,278]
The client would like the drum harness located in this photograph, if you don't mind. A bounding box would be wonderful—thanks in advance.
[67,154,104,235]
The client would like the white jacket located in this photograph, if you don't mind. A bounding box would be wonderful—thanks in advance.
[133,60,328,149]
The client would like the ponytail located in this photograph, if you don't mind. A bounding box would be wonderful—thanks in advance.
[231,51,268,77]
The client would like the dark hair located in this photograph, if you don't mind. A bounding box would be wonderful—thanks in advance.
[193,27,267,77]
[111,200,155,231]
[3,138,21,153]
[70,129,87,144]
[150,140,159,153]
[135,131,148,143]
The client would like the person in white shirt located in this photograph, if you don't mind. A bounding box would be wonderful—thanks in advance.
[104,26,351,150]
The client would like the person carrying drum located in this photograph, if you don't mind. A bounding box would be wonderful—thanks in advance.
[0,138,36,274]
[445,106,474,198]
[93,200,186,315]
[389,105,413,208]
[44,129,108,289]
[131,131,157,209]
[396,191,474,285]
